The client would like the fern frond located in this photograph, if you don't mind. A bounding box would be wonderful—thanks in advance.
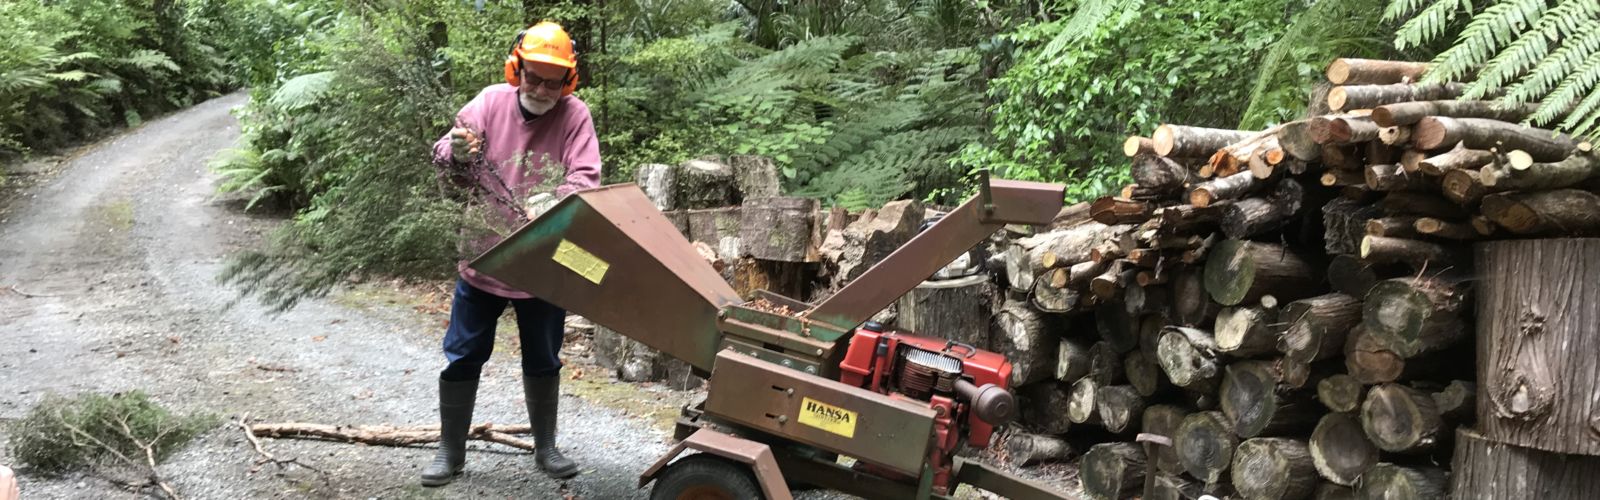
[269,71,337,111]
[124,49,180,73]
[1426,0,1548,83]
[1556,81,1600,139]
[1037,0,1140,60]
[46,70,90,82]
[1461,3,1583,99]
[1394,0,1475,51]
[1501,20,1600,106]
[1528,50,1600,125]
[1384,0,1438,22]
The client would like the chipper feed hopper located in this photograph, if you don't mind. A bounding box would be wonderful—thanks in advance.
[471,177,1073,500]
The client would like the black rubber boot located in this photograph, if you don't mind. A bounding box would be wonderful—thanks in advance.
[420,378,478,486]
[524,374,579,479]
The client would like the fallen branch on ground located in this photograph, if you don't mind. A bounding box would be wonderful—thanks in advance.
[247,422,537,452]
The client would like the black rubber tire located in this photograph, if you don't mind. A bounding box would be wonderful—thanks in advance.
[649,454,764,500]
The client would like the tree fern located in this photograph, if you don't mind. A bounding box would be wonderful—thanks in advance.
[1534,50,1600,125]
[1501,21,1600,105]
[269,71,337,111]
[1036,0,1141,61]
[1393,0,1475,51]
[1462,1,1600,99]
[1424,0,1547,83]
[1241,0,1388,128]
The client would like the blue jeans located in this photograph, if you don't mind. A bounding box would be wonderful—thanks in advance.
[439,278,566,381]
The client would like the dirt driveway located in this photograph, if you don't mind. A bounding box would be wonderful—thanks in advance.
[0,92,713,499]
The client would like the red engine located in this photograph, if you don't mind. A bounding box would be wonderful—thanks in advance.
[836,321,1017,494]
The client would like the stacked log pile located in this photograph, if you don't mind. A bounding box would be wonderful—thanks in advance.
[983,58,1600,499]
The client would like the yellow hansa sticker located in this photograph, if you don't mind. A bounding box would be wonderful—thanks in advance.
[798,397,858,438]
[552,239,609,284]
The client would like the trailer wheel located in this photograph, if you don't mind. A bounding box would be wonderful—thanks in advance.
[649,454,763,500]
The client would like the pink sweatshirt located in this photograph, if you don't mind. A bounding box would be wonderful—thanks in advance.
[432,84,602,298]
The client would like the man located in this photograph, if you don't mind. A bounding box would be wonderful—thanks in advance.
[422,21,601,486]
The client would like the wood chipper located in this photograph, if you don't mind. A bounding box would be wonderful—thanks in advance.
[469,176,1073,499]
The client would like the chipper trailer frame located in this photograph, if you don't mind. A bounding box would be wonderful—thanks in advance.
[470,175,1074,500]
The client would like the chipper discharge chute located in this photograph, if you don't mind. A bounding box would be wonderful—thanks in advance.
[471,177,1075,500]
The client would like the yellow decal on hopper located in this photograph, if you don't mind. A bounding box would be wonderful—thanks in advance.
[553,239,608,284]
[798,397,858,438]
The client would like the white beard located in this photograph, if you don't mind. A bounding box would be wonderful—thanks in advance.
[520,91,557,115]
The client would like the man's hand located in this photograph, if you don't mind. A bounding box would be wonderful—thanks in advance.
[449,126,482,164]
[526,192,558,220]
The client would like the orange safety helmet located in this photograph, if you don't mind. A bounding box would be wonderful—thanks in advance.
[504,21,579,96]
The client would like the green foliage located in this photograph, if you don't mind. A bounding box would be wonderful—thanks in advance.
[1396,0,1600,139]
[9,391,216,473]
[1240,0,1391,129]
[0,0,243,158]
[963,0,1297,201]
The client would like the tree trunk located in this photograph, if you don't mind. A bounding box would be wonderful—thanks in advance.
[1091,197,1154,225]
[1032,274,1080,313]
[1362,275,1470,357]
[1147,473,1205,500]
[1327,83,1464,112]
[1314,483,1356,500]
[1157,327,1222,393]
[739,197,819,262]
[1481,189,1600,236]
[1281,293,1362,364]
[1316,374,1364,413]
[1309,412,1378,486]
[1098,385,1147,434]
[1480,151,1600,192]
[1359,235,1465,267]
[1310,115,1380,145]
[1326,254,1402,297]
[1413,117,1577,160]
[1018,381,1073,435]
[1417,146,1495,175]
[1214,306,1280,358]
[1372,99,1536,127]
[1134,153,1194,193]
[1450,427,1600,500]
[687,207,743,264]
[1189,171,1259,207]
[1231,438,1318,500]
[1343,325,1465,385]
[1365,216,1423,239]
[1220,360,1321,438]
[1088,340,1128,385]
[1081,442,1147,500]
[1203,240,1317,307]
[1441,167,1487,205]
[1157,204,1228,235]
[1143,405,1189,475]
[1091,260,1137,300]
[1125,349,1168,397]
[1174,268,1222,327]
[1321,198,1381,256]
[1176,411,1238,484]
[1056,336,1093,383]
[1379,126,1412,146]
[1221,178,1305,239]
[1360,384,1448,453]
[994,299,1058,386]
[676,159,738,209]
[1412,217,1478,240]
[1364,163,1433,192]
[896,274,993,347]
[1004,431,1075,466]
[1432,379,1477,422]
[1355,464,1448,500]
[1125,136,1156,157]
[1070,377,1104,425]
[1320,167,1365,188]
[1154,125,1254,158]
[1476,239,1600,455]
[731,257,811,303]
[1277,119,1323,162]
[1324,59,1430,86]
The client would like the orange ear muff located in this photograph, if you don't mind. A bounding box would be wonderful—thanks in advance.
[504,55,521,86]
[562,68,579,96]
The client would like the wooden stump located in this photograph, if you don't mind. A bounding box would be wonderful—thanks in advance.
[1143,405,1188,475]
[1362,275,1470,358]
[675,159,737,209]
[1004,431,1074,466]
[1081,442,1147,500]
[1088,341,1128,386]
[1325,59,1430,86]
[739,197,818,262]
[993,299,1059,386]
[1147,474,1204,500]
[1476,238,1600,455]
[1280,293,1362,364]
[1176,411,1238,484]
[1451,427,1600,500]
[1355,464,1448,500]
[1056,336,1093,383]
[1124,349,1168,397]
[728,154,780,200]
[1316,374,1363,413]
[1313,483,1356,500]
[1097,385,1147,434]
[1230,438,1318,500]
[1203,240,1317,307]
[1157,327,1222,393]
[896,275,993,348]
[634,163,678,210]
[1069,377,1104,425]
[1309,412,1377,486]
[1220,360,1320,438]
[1481,189,1600,236]
[1360,384,1447,454]
[1214,306,1280,358]
[731,257,812,302]
[1174,268,1222,327]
